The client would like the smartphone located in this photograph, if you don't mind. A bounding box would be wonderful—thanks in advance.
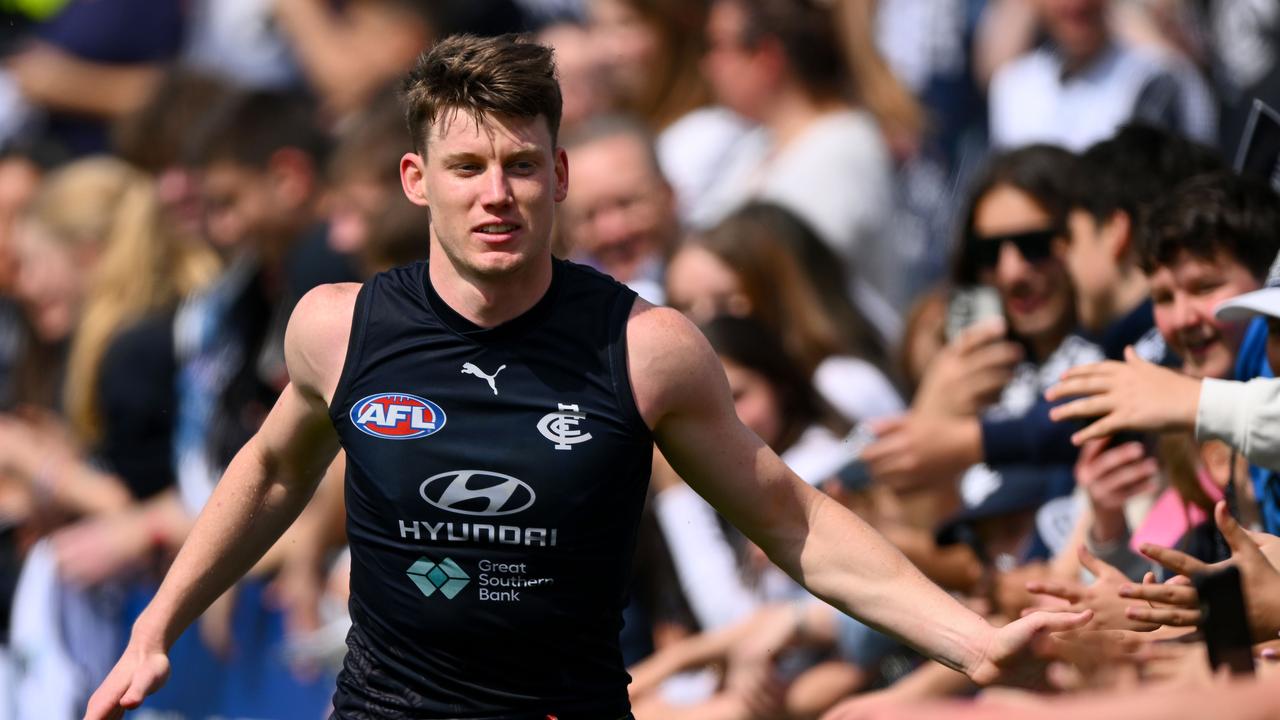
[945,285,1004,343]
[1194,565,1255,675]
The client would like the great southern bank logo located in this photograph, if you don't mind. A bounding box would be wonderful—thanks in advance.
[420,470,535,517]
[351,392,446,440]
[406,557,469,598]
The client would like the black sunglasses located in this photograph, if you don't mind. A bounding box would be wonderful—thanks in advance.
[971,228,1059,270]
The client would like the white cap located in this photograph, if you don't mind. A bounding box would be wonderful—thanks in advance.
[1216,249,1280,322]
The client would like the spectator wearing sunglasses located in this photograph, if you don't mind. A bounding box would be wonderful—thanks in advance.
[864,146,1100,509]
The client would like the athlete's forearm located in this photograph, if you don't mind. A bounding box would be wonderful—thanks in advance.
[768,489,993,679]
[133,433,329,650]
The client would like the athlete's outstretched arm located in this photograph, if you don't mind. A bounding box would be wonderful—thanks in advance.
[627,302,1089,686]
[84,284,359,720]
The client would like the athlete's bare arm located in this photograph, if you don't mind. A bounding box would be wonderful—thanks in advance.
[626,300,1089,686]
[84,282,360,720]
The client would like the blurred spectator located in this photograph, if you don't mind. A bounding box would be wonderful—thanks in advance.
[273,0,528,120]
[183,0,304,90]
[666,203,903,424]
[4,156,216,719]
[865,146,1101,499]
[323,90,423,263]
[989,0,1216,150]
[585,0,751,222]
[872,0,991,294]
[693,0,903,341]
[560,114,677,303]
[536,20,614,130]
[272,0,433,120]
[175,88,346,515]
[1064,124,1224,358]
[1199,0,1280,155]
[3,0,182,155]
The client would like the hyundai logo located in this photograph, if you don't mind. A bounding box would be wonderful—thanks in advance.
[420,470,536,516]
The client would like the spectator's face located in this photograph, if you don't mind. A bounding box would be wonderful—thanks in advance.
[1267,317,1280,380]
[561,133,674,283]
[405,111,567,279]
[1149,251,1260,379]
[704,0,771,120]
[540,22,612,129]
[200,161,279,252]
[665,244,751,322]
[326,176,391,255]
[1065,209,1129,331]
[1038,0,1109,62]
[721,356,782,447]
[14,221,83,343]
[588,0,659,106]
[972,185,1073,352]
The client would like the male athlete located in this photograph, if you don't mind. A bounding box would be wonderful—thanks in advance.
[86,34,1088,720]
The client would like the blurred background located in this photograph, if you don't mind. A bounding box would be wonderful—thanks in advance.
[0,0,1278,718]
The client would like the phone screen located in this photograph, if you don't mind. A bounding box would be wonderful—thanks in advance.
[1194,565,1255,675]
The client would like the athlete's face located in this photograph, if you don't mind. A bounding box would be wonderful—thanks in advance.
[1149,250,1260,379]
[401,111,568,280]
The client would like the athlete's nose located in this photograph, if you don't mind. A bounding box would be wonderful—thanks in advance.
[481,167,514,207]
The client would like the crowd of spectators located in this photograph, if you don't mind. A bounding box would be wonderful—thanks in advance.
[0,0,1277,718]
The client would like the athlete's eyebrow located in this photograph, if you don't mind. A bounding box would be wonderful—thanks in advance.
[502,147,545,164]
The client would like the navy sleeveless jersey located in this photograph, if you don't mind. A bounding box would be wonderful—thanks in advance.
[328,259,652,719]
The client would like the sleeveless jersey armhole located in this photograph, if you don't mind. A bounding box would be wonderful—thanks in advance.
[328,281,373,424]
[607,290,651,439]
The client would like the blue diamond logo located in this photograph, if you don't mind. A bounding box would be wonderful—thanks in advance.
[406,556,469,599]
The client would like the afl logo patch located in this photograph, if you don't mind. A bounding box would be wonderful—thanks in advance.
[350,393,446,440]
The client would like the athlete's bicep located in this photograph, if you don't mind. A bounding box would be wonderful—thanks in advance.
[629,304,819,549]
[249,380,341,491]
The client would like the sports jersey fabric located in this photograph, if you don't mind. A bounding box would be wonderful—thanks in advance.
[329,259,652,719]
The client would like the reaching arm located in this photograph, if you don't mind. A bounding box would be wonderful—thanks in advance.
[626,303,1089,686]
[84,283,359,720]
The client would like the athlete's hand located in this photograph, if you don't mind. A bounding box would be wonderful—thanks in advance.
[1046,347,1200,445]
[83,634,171,720]
[967,609,1092,687]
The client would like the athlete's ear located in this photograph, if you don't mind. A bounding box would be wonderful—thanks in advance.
[553,146,568,203]
[401,152,430,208]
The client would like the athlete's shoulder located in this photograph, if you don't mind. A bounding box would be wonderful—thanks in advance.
[625,299,722,427]
[555,257,634,294]
[286,281,362,399]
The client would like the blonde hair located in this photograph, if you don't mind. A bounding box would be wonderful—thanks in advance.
[31,157,219,444]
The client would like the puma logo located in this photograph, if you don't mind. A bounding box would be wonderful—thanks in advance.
[461,362,506,396]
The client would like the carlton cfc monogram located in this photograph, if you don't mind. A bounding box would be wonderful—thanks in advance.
[537,403,593,450]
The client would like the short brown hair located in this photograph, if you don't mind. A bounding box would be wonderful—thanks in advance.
[402,33,562,155]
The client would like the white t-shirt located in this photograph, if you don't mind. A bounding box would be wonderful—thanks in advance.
[989,42,1215,151]
[814,355,904,424]
[688,109,903,342]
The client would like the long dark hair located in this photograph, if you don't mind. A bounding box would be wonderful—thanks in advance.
[698,202,891,378]
[700,315,848,452]
[951,144,1078,286]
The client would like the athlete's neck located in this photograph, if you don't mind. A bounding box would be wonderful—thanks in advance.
[428,252,554,329]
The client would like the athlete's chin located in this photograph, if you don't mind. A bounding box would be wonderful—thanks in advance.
[465,250,535,278]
